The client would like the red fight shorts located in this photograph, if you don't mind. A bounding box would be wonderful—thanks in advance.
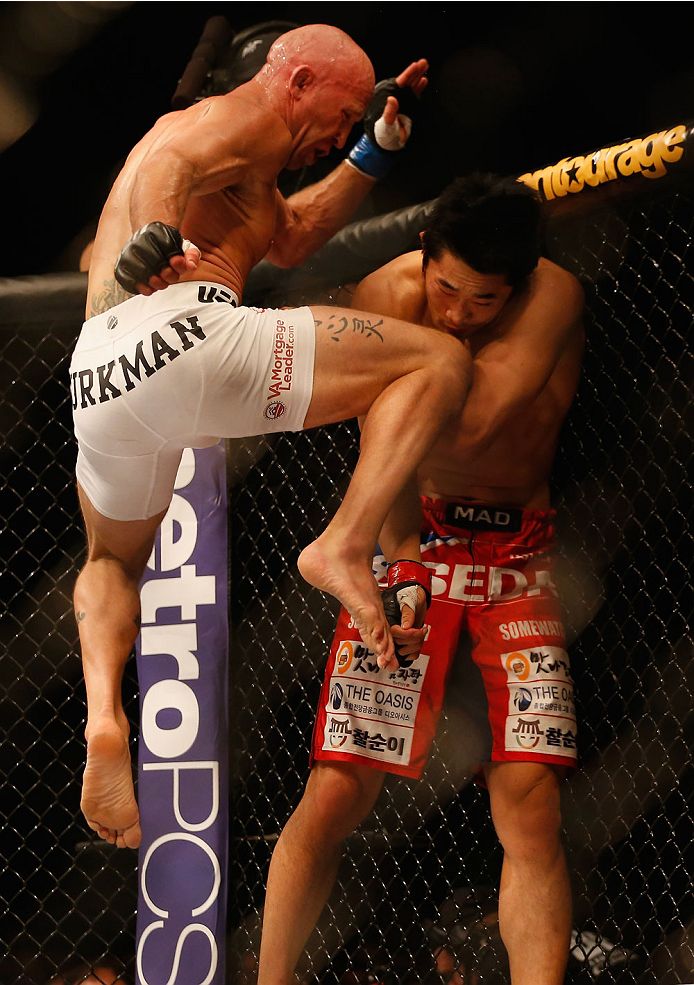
[311,497,578,779]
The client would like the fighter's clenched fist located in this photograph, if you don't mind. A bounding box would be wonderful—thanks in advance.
[114,221,201,296]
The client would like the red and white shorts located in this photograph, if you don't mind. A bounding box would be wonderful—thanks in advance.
[311,497,578,779]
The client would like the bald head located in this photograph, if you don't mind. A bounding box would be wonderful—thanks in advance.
[266,24,375,97]
[254,24,375,169]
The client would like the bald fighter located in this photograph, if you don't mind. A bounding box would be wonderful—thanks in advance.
[259,174,584,985]
[71,25,472,851]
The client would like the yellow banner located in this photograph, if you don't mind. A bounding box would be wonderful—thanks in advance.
[518,125,688,201]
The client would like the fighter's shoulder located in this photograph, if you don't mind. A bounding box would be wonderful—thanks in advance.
[530,258,584,315]
[489,258,583,359]
[173,91,289,155]
[354,251,424,321]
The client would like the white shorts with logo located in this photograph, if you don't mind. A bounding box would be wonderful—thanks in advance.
[70,281,315,520]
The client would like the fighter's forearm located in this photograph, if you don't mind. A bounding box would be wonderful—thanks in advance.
[268,161,376,268]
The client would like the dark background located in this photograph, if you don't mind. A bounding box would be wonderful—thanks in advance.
[1,5,694,983]
[0,1,692,279]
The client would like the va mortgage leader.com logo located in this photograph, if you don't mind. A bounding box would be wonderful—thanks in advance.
[136,446,228,985]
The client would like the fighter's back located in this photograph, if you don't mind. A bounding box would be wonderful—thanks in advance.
[86,85,291,316]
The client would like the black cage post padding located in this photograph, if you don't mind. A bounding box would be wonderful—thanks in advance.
[1,166,694,985]
[0,272,88,327]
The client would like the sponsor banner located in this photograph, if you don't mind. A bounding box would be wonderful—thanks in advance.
[322,640,429,767]
[509,681,575,719]
[518,123,693,203]
[136,444,228,985]
[502,645,577,757]
[505,713,578,756]
[501,645,572,684]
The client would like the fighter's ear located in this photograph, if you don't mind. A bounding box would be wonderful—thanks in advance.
[289,65,314,97]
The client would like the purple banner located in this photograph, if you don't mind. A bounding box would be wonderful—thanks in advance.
[135,443,228,985]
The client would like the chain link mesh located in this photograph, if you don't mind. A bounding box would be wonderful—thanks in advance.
[0,293,139,985]
[1,184,693,984]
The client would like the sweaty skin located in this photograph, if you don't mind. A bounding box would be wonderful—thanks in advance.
[256,247,584,985]
[74,26,464,852]
[359,250,584,985]
[87,29,378,315]
[347,247,585,659]
[355,249,584,511]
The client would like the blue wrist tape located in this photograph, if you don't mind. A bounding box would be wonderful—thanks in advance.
[348,133,394,179]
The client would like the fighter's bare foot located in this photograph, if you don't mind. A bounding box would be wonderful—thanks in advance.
[298,537,396,669]
[81,726,141,849]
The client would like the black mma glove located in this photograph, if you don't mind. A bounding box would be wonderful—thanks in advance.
[114,222,187,294]
[347,77,420,179]
[382,559,432,668]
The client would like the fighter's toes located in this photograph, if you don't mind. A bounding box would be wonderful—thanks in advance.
[81,729,140,849]
[117,822,142,850]
[298,538,395,664]
[356,610,394,666]
[87,819,116,844]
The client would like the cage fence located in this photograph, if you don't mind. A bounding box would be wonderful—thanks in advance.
[1,178,693,985]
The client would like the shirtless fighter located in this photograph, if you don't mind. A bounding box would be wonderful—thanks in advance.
[71,25,471,850]
[258,174,585,985]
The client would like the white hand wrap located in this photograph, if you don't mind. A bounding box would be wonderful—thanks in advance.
[374,114,412,152]
[395,584,420,615]
[181,238,201,256]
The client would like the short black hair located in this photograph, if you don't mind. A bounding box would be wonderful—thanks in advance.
[421,173,541,287]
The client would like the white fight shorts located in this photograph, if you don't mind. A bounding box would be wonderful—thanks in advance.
[70,282,315,520]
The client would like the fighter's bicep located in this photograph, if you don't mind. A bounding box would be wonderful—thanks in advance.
[461,315,581,441]
[476,328,572,415]
[491,273,584,394]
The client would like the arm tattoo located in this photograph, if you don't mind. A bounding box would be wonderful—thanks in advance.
[316,312,384,343]
[88,277,132,317]
[76,610,86,622]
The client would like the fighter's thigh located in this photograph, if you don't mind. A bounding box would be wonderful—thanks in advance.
[78,482,166,576]
[304,304,449,427]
